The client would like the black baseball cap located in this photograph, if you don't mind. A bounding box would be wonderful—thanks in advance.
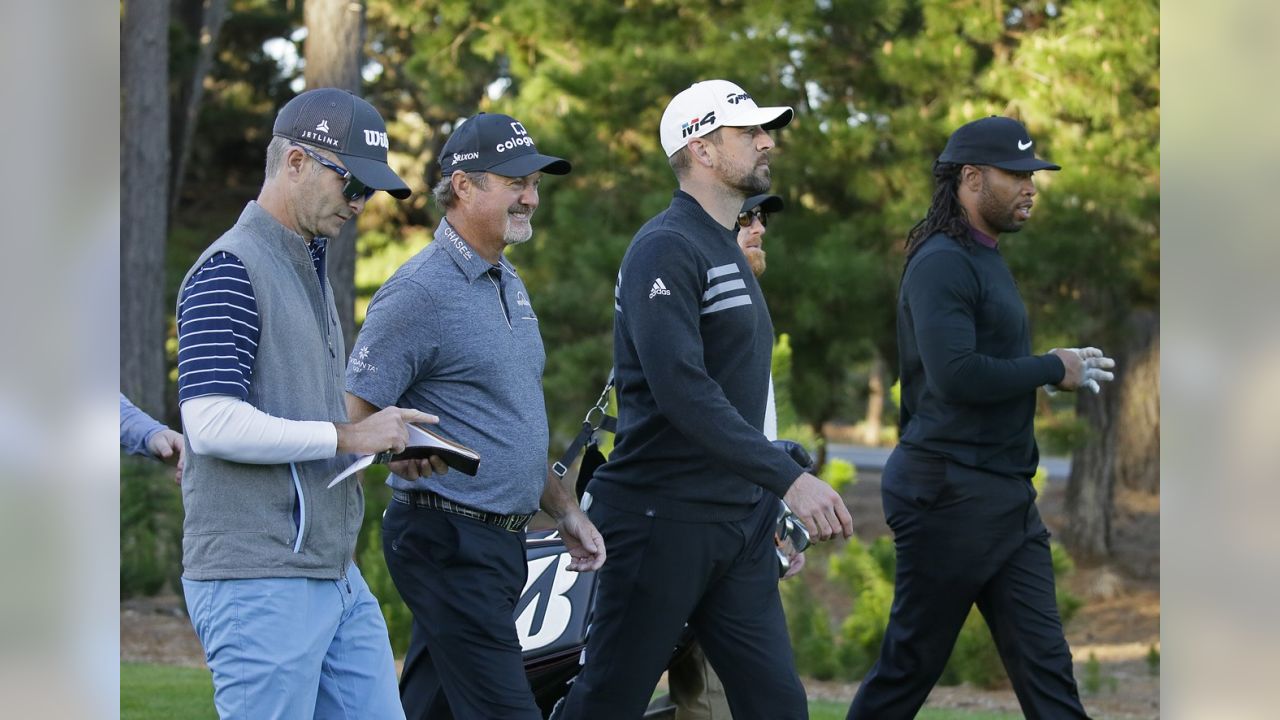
[439,113,571,177]
[938,116,1061,172]
[273,88,411,199]
[742,194,784,214]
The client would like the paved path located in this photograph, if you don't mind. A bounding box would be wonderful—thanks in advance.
[826,442,1072,482]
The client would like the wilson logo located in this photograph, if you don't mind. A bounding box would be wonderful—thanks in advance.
[681,111,716,138]
[363,129,389,149]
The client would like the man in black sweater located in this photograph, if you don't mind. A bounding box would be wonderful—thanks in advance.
[556,80,852,720]
[847,116,1112,720]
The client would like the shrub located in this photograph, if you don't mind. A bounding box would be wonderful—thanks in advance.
[820,458,857,493]
[120,457,184,598]
[781,576,841,680]
[355,466,415,657]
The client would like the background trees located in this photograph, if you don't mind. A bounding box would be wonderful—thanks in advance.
[121,0,1159,562]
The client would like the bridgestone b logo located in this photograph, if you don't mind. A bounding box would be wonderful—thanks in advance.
[681,111,716,138]
[363,129,389,149]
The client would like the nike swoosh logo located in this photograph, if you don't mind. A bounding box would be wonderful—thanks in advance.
[1018,140,1033,151]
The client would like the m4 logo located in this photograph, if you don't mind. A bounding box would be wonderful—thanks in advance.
[681,110,716,138]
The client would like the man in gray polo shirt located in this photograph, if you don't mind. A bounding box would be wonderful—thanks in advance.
[345,113,605,720]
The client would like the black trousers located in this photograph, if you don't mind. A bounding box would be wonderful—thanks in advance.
[557,495,807,720]
[847,448,1090,720]
[381,499,540,720]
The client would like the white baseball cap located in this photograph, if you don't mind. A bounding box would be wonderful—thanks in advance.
[659,79,794,157]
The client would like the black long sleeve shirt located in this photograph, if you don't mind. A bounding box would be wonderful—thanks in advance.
[897,232,1066,480]
[588,191,803,521]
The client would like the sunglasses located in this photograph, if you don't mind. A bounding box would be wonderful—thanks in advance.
[293,144,375,201]
[736,208,769,228]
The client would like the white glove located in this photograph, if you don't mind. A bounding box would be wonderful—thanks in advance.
[1044,347,1117,395]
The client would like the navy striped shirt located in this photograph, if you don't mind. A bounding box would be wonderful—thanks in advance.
[177,239,328,404]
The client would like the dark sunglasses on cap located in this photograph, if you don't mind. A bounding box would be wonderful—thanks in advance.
[293,143,376,201]
[736,208,769,228]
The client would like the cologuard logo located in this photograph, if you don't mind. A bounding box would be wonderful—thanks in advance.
[363,129,389,149]
[681,110,717,138]
[725,91,753,105]
[497,121,536,153]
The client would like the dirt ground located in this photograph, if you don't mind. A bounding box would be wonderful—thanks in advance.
[121,471,1159,718]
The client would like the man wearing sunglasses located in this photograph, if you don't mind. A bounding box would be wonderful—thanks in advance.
[344,112,605,720]
[174,88,430,719]
[557,80,852,720]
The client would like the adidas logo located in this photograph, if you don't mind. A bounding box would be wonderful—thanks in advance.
[649,278,671,299]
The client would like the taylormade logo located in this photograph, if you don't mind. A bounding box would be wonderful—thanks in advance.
[452,152,480,165]
[725,92,752,105]
[363,129,389,149]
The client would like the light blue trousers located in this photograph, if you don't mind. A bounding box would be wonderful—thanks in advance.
[183,563,405,720]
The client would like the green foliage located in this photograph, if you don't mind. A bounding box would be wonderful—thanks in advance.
[1051,541,1084,623]
[120,458,184,598]
[820,458,858,493]
[781,576,842,680]
[1146,644,1160,676]
[162,0,1159,454]
[828,536,896,679]
[355,466,415,658]
[1082,652,1103,695]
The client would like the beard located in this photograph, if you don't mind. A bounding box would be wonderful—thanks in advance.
[503,204,535,245]
[977,182,1026,234]
[721,157,772,196]
[744,247,767,277]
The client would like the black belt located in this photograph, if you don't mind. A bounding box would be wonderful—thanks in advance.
[392,489,534,532]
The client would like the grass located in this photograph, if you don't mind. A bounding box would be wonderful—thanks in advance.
[123,663,1022,720]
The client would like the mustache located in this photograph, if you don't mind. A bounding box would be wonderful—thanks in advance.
[508,204,534,214]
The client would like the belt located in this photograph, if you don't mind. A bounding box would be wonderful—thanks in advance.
[392,489,534,533]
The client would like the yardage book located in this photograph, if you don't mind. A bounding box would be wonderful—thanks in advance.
[327,422,481,488]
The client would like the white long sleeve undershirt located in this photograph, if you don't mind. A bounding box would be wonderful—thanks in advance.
[181,394,338,464]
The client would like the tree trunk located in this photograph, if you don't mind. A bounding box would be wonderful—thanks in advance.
[1115,311,1160,494]
[304,0,366,353]
[170,0,229,216]
[121,0,171,419]
[862,351,885,446]
[1063,309,1159,561]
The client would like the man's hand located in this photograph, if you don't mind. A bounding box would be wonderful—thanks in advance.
[780,549,806,580]
[147,428,183,463]
[335,406,440,455]
[782,473,853,542]
[556,507,606,572]
[388,456,449,480]
[147,429,185,484]
[1047,347,1117,394]
[1050,348,1086,390]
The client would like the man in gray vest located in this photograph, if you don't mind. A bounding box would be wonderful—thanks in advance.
[176,88,433,719]
[345,112,605,719]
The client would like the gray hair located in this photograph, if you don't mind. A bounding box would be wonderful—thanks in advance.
[432,171,489,211]
[264,136,292,179]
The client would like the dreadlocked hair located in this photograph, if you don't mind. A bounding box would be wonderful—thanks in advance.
[904,161,975,263]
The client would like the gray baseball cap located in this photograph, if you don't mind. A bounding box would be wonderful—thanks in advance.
[273,88,411,199]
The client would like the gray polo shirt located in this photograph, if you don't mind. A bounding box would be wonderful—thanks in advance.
[346,219,548,515]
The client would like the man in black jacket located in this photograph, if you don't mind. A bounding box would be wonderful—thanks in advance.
[847,116,1113,720]
[556,79,852,720]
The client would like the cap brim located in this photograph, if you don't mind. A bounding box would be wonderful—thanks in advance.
[742,194,784,214]
[726,106,794,131]
[988,157,1061,172]
[487,153,572,177]
[339,153,412,199]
